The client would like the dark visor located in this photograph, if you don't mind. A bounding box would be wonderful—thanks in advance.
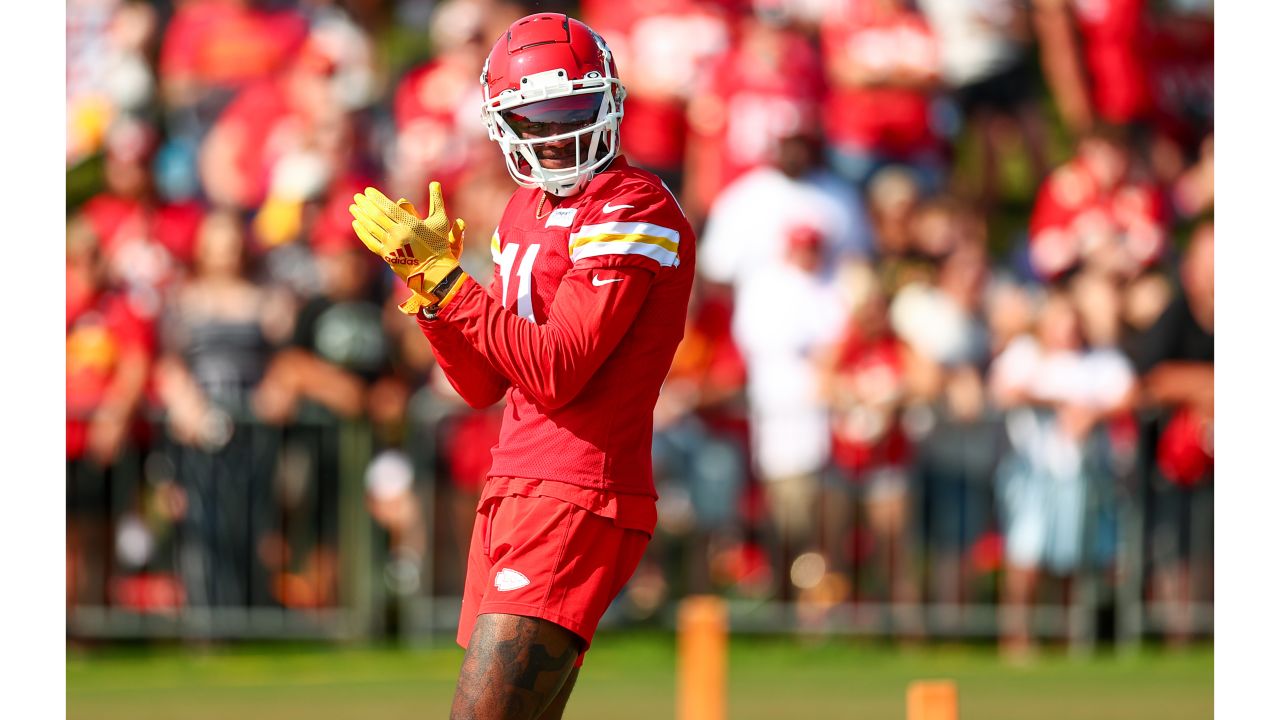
[501,93,604,137]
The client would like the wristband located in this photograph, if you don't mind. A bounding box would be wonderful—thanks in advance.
[429,265,467,302]
[423,266,468,319]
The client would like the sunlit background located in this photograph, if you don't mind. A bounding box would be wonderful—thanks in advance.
[66,0,1213,717]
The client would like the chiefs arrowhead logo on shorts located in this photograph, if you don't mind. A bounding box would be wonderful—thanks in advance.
[385,245,418,265]
[494,568,531,592]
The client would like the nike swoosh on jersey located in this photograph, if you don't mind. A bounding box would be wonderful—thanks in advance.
[602,202,634,213]
[592,275,624,287]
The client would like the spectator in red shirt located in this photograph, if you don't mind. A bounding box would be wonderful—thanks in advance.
[389,3,529,290]
[586,0,733,196]
[1143,4,1213,201]
[1027,125,1167,283]
[159,0,308,115]
[67,219,157,609]
[685,8,827,224]
[1144,4,1212,151]
[817,265,920,630]
[1032,0,1151,136]
[820,0,946,193]
[198,33,345,210]
[72,119,205,319]
[391,0,524,200]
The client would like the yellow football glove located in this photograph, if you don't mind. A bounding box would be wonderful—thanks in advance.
[349,181,468,314]
[378,191,468,315]
[390,194,466,263]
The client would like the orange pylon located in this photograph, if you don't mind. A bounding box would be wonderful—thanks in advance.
[907,680,958,720]
[677,595,728,720]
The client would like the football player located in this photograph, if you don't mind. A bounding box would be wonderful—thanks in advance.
[350,13,695,720]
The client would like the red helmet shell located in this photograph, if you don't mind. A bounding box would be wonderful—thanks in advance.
[482,13,616,99]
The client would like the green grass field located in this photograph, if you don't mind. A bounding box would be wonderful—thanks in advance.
[67,633,1211,719]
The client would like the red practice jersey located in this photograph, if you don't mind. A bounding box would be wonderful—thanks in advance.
[417,157,696,533]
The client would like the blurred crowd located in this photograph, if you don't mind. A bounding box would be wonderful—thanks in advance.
[66,0,1213,653]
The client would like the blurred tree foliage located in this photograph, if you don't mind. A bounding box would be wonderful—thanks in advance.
[67,153,105,216]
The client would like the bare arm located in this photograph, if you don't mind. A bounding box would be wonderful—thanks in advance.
[1032,0,1094,135]
[154,354,214,446]
[254,348,367,422]
[86,345,151,465]
[1143,361,1214,417]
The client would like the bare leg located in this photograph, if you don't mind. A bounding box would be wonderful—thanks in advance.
[976,110,1001,213]
[451,613,583,720]
[1156,562,1194,648]
[1001,563,1039,660]
[1015,104,1051,185]
[535,666,581,720]
[868,490,922,639]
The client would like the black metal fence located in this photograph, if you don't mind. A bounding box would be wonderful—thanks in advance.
[65,397,1213,651]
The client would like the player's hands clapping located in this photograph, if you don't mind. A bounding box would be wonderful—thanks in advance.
[349,181,466,298]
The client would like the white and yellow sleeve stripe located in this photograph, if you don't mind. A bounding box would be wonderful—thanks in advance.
[489,230,501,263]
[568,221,681,268]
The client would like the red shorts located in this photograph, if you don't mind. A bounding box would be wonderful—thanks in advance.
[457,489,651,666]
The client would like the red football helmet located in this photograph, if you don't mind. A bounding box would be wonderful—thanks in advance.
[480,13,626,197]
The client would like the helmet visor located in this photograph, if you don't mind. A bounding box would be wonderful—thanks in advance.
[500,93,604,138]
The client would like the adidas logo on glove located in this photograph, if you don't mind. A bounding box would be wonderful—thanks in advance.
[384,246,418,265]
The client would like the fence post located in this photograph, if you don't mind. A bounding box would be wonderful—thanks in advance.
[1070,472,1099,656]
[1117,413,1157,656]
[338,420,376,641]
[403,395,456,647]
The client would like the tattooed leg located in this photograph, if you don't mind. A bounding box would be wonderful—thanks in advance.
[450,613,583,720]
[533,666,580,720]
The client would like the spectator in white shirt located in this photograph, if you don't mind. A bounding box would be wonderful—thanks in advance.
[988,289,1135,658]
[720,222,850,601]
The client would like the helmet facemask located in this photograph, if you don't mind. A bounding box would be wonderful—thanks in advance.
[481,39,625,197]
